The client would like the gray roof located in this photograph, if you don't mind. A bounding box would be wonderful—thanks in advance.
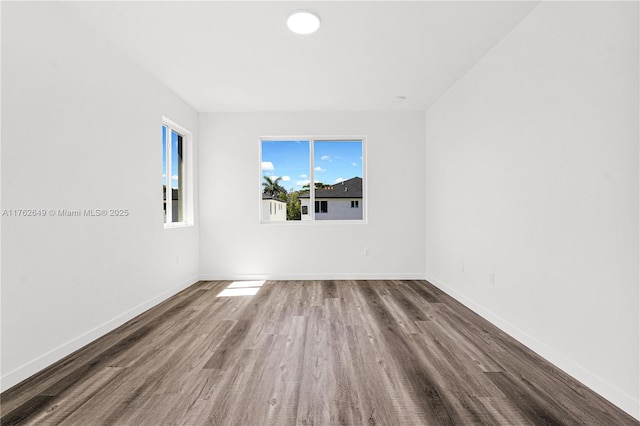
[299,177,362,199]
[262,194,286,202]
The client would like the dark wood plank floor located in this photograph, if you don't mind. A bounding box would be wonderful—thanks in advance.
[1,280,637,425]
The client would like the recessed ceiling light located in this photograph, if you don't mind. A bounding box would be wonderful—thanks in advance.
[287,10,320,35]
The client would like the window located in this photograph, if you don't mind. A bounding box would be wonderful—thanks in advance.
[260,137,365,223]
[315,200,328,213]
[162,118,193,227]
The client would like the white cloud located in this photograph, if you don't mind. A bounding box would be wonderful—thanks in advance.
[296,179,324,187]
[351,162,358,167]
[171,175,179,180]
[314,166,326,173]
[321,155,331,161]
[334,177,345,184]
[261,161,274,171]
[281,176,291,182]
[299,174,307,178]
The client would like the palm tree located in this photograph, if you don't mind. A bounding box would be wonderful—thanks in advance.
[262,176,287,197]
[301,182,327,191]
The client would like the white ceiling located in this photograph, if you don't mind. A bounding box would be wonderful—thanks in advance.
[63,1,539,112]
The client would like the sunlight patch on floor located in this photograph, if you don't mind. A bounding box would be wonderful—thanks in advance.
[227,280,266,289]
[217,280,266,297]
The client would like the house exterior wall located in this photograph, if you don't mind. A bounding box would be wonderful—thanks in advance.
[301,199,311,221]
[300,198,362,220]
[262,200,286,221]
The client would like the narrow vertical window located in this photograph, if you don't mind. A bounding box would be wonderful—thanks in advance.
[163,118,192,227]
[162,125,168,223]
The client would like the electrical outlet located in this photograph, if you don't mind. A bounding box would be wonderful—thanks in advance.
[489,272,495,285]
[461,262,465,272]
[364,248,369,256]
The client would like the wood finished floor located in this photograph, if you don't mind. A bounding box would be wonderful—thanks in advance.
[1,280,637,426]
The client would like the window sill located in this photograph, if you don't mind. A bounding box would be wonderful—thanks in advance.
[164,222,194,229]
[260,220,367,225]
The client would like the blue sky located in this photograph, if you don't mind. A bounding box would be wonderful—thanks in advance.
[261,140,363,191]
[162,126,181,189]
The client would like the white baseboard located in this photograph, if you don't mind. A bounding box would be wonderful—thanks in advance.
[199,272,426,281]
[0,275,199,393]
[425,274,640,421]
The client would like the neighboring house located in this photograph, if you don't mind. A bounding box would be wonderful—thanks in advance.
[262,194,287,221]
[163,185,180,222]
[299,177,363,220]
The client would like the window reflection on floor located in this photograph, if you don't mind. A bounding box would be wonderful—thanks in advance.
[217,280,265,297]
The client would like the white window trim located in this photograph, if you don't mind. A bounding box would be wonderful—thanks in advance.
[259,136,367,225]
[163,117,194,229]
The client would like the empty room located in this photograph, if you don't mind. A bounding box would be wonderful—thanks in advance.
[1,1,638,425]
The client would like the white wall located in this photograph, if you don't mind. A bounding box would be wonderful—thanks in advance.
[1,3,199,390]
[199,112,425,280]
[426,2,639,418]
